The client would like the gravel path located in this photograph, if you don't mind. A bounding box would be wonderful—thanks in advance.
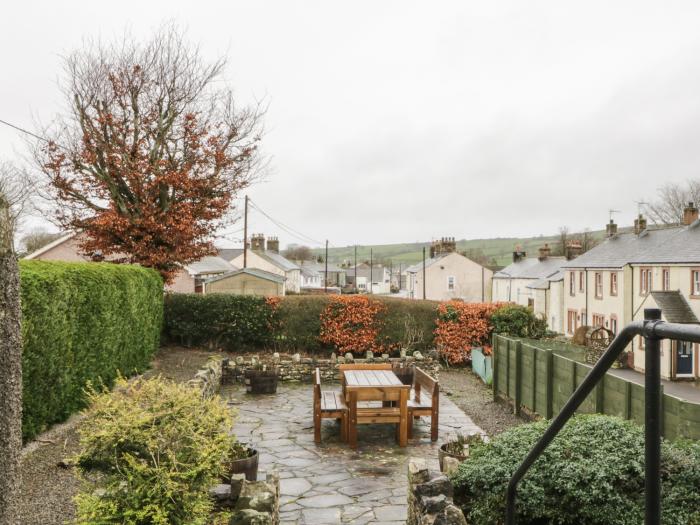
[18,346,218,525]
[439,368,527,436]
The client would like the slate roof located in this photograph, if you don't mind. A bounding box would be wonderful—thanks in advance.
[300,261,345,273]
[205,267,286,284]
[493,256,567,280]
[217,248,243,262]
[650,291,700,324]
[563,222,700,268]
[185,256,237,276]
[526,270,564,290]
[218,247,300,272]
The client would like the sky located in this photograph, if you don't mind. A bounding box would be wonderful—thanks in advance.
[3,1,700,250]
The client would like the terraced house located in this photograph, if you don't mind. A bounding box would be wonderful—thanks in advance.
[562,203,700,380]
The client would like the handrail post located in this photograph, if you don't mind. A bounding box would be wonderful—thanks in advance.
[643,308,662,525]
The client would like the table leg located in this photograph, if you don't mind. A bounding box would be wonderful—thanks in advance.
[349,391,358,449]
[399,389,408,447]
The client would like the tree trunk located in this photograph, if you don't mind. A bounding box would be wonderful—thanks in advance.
[0,208,22,525]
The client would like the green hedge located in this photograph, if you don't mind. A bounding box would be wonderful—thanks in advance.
[162,294,439,354]
[20,261,163,441]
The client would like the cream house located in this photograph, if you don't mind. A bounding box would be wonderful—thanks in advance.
[404,237,493,302]
[204,268,285,296]
[227,234,301,293]
[562,204,700,380]
[527,270,565,333]
[346,263,392,294]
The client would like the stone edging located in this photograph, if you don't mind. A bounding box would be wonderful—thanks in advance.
[407,457,468,525]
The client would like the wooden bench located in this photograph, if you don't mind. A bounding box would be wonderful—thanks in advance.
[313,368,348,443]
[408,367,439,441]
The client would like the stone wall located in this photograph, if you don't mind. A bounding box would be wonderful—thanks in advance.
[407,457,467,525]
[210,471,280,525]
[222,351,441,385]
[188,357,223,398]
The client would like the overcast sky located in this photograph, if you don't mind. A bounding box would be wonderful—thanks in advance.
[3,1,700,249]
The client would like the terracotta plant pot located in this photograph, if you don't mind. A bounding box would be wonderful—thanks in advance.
[438,442,469,472]
[228,448,259,481]
[244,369,278,394]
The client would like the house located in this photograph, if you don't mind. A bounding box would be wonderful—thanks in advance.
[24,231,236,293]
[491,243,570,309]
[404,237,493,302]
[526,270,565,333]
[562,203,700,380]
[228,235,301,293]
[346,263,391,294]
[298,261,346,288]
[204,268,285,296]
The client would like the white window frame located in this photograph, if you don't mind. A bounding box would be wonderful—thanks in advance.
[447,276,455,291]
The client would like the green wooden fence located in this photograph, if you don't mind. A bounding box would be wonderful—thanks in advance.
[492,334,700,440]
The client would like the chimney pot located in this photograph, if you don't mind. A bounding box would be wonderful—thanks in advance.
[606,220,618,237]
[634,214,647,235]
[538,243,551,260]
[251,233,266,251]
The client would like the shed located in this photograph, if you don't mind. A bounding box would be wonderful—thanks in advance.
[204,268,286,296]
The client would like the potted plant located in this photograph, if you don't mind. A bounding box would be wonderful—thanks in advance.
[223,441,259,482]
[438,432,486,472]
[243,362,278,394]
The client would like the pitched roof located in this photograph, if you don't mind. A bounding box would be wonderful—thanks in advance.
[650,291,700,324]
[24,232,77,260]
[494,256,567,280]
[300,261,345,273]
[563,223,700,269]
[185,256,237,276]
[257,250,300,271]
[205,267,286,284]
[217,248,243,262]
[526,270,564,290]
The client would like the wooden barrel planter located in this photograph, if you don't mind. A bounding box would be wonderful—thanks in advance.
[227,448,259,481]
[438,443,469,472]
[244,369,279,394]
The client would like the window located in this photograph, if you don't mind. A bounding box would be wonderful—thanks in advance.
[579,271,585,292]
[592,313,605,327]
[638,335,645,351]
[447,276,455,291]
[569,271,576,296]
[662,268,670,291]
[692,269,700,297]
[567,310,578,335]
[581,309,587,325]
[610,272,618,296]
[594,272,603,299]
[640,267,652,295]
[610,314,618,335]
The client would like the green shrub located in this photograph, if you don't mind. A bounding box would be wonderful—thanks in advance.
[451,415,700,525]
[376,297,438,354]
[490,304,547,339]
[20,260,163,442]
[74,376,234,525]
[163,293,277,350]
[274,295,330,353]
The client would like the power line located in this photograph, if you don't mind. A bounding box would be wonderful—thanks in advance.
[0,118,70,152]
[248,199,325,247]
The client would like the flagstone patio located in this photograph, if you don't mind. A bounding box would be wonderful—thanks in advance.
[223,383,483,525]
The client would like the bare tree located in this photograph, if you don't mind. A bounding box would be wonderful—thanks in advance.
[0,162,33,525]
[284,245,314,261]
[646,179,700,225]
[555,226,569,256]
[20,228,63,256]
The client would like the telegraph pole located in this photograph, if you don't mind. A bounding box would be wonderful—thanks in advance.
[422,246,426,300]
[370,248,373,294]
[324,240,328,294]
[354,245,358,293]
[243,195,249,269]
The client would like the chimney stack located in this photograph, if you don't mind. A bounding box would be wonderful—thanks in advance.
[566,240,582,260]
[538,243,551,260]
[683,202,699,225]
[251,233,266,251]
[606,219,618,238]
[267,236,279,253]
[512,244,527,263]
[430,236,457,257]
[634,214,647,235]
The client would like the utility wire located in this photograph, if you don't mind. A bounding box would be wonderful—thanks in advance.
[248,199,325,247]
[0,118,71,152]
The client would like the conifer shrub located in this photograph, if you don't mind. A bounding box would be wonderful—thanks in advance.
[19,260,163,441]
[74,376,236,525]
[490,303,548,339]
[451,414,700,525]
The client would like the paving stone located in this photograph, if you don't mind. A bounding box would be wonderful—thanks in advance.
[374,504,408,521]
[280,477,313,497]
[300,506,341,524]
[297,494,353,508]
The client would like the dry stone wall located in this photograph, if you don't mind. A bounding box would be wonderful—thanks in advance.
[407,457,468,525]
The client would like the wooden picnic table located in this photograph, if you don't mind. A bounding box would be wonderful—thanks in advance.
[342,369,412,448]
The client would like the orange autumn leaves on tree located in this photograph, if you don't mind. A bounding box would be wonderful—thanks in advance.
[38,28,263,283]
[319,296,386,355]
[434,302,505,365]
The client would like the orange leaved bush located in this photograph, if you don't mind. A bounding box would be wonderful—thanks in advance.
[433,302,506,364]
[319,295,386,355]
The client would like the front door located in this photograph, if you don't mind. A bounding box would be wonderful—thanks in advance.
[675,340,694,377]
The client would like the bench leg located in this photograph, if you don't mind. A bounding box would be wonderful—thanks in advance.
[407,414,414,439]
[398,389,408,447]
[431,409,439,442]
[314,412,321,444]
[340,413,348,442]
[348,392,358,449]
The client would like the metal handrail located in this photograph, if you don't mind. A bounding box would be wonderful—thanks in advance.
[505,308,700,525]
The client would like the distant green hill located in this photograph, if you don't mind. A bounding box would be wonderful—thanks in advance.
[313,230,609,269]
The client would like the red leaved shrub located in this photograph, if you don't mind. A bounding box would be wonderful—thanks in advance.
[319,295,386,355]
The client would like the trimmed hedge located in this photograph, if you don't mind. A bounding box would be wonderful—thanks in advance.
[163,294,439,354]
[20,261,163,441]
